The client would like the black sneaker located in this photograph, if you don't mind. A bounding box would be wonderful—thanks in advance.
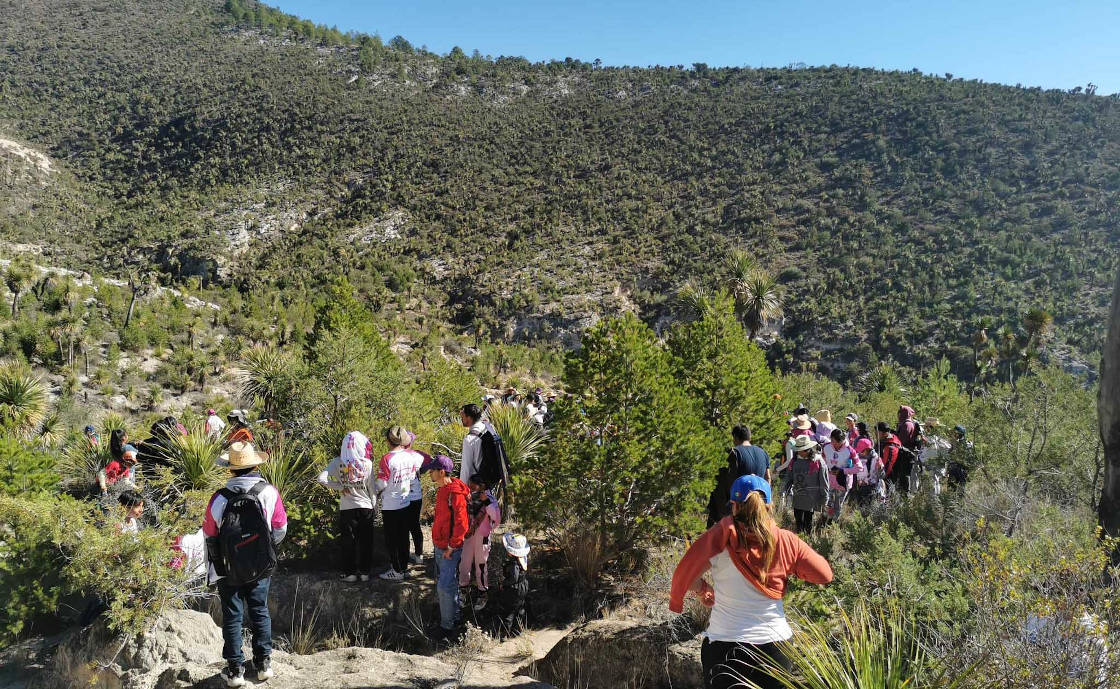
[222,662,245,688]
[254,657,273,681]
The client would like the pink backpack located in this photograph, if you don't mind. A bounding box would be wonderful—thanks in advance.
[339,431,372,484]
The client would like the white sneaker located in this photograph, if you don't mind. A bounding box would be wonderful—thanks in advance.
[409,553,423,565]
[359,574,370,582]
[223,663,245,688]
[379,569,404,581]
[255,658,273,682]
[340,574,358,583]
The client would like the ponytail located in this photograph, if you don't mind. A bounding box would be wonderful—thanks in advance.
[732,491,776,583]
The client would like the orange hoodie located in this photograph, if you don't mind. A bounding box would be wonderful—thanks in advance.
[669,517,832,613]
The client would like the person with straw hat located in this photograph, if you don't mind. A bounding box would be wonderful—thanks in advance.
[202,442,287,687]
[787,434,828,534]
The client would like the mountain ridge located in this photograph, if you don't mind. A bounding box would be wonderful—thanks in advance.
[1,0,1117,381]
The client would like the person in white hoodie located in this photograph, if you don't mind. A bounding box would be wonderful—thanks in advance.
[318,431,377,583]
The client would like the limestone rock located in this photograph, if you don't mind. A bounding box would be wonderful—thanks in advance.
[118,610,223,674]
[534,620,702,689]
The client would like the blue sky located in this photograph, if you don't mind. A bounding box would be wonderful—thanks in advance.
[271,0,1120,94]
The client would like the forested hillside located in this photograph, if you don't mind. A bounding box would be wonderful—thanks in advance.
[1,0,1117,380]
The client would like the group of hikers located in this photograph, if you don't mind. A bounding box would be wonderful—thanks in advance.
[86,403,528,688]
[677,402,976,688]
[84,391,970,689]
[707,405,975,534]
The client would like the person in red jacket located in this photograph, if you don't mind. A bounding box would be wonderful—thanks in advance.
[877,421,909,494]
[423,453,469,638]
[670,475,832,689]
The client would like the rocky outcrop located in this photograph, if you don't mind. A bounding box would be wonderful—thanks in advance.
[533,620,702,689]
[1100,264,1120,542]
[11,609,555,689]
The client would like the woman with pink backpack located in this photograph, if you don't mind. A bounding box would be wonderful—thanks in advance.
[317,431,377,582]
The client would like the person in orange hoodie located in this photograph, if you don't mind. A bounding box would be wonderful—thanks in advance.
[423,453,469,639]
[670,475,833,689]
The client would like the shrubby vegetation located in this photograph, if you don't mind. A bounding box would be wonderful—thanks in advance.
[0,0,1116,381]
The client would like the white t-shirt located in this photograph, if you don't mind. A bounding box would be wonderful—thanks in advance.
[704,550,794,644]
[205,414,227,439]
[377,449,424,511]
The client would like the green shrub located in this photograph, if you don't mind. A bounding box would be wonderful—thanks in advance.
[515,314,717,584]
[0,433,57,496]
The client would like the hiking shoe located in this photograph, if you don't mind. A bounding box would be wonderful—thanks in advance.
[409,552,423,565]
[254,657,273,681]
[340,574,359,583]
[359,574,370,582]
[379,569,404,581]
[222,662,245,688]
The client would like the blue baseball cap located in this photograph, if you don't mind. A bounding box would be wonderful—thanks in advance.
[730,474,772,505]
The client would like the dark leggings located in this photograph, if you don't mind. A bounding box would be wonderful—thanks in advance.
[406,498,423,555]
[339,508,375,575]
[381,507,410,573]
[793,509,815,533]
[701,638,792,689]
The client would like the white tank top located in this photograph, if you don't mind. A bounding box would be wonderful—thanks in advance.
[704,550,794,644]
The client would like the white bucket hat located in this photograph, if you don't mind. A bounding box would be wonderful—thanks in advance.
[502,532,530,568]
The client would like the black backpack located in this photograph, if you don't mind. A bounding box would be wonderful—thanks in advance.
[473,426,511,488]
[217,482,277,586]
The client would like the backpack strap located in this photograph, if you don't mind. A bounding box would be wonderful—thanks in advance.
[246,480,269,498]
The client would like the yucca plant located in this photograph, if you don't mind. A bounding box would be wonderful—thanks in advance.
[485,402,548,474]
[738,602,994,689]
[99,412,128,436]
[258,434,319,505]
[156,427,226,493]
[238,345,296,419]
[36,410,63,449]
[58,432,110,492]
[0,365,48,439]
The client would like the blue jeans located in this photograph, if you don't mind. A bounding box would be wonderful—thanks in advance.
[218,577,272,665]
[434,547,463,630]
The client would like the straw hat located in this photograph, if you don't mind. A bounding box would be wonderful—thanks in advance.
[792,435,818,453]
[815,409,832,424]
[794,414,813,430]
[219,442,270,470]
[924,417,942,429]
[386,425,410,447]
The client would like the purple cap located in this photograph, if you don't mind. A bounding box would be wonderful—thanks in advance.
[421,454,454,474]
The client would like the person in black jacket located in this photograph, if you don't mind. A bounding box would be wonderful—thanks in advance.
[137,417,184,471]
[486,533,530,639]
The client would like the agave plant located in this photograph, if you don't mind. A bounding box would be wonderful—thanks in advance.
[0,365,48,438]
[485,402,548,474]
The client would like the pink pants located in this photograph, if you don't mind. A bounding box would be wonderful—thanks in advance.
[459,532,491,590]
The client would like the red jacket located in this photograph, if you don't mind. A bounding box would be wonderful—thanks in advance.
[880,433,902,477]
[432,478,470,550]
[669,517,832,612]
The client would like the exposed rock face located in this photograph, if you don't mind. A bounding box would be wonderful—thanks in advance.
[13,608,556,689]
[1100,265,1120,541]
[119,611,223,674]
[534,620,702,689]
